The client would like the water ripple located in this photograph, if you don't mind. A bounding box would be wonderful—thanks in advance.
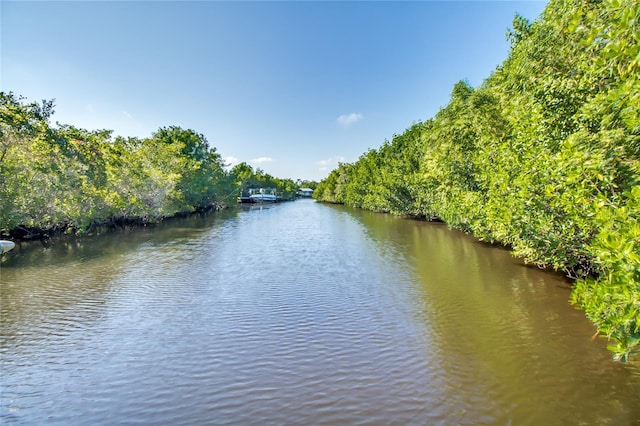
[2,201,640,425]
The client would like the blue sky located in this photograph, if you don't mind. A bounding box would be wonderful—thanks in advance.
[2,1,547,182]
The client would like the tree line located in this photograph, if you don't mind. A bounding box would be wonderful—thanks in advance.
[0,93,310,240]
[314,0,639,361]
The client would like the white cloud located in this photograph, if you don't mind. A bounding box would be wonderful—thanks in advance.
[250,157,273,164]
[317,155,345,172]
[337,113,363,126]
[223,156,239,169]
[121,110,133,119]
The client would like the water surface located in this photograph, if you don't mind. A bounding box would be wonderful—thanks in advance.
[1,200,639,424]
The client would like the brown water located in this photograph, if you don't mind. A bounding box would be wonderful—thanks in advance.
[1,199,639,425]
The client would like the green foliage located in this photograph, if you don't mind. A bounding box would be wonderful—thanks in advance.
[0,94,291,237]
[315,0,640,360]
[1,92,60,230]
[572,186,640,362]
[313,162,353,205]
[230,162,300,201]
[506,13,533,48]
[151,126,232,210]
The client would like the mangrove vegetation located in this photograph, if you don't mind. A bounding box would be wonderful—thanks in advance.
[314,0,639,361]
[0,93,305,240]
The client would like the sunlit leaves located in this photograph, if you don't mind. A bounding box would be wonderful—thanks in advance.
[0,95,240,236]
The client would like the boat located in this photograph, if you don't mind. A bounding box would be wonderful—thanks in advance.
[249,188,278,203]
[296,187,314,198]
[0,240,16,254]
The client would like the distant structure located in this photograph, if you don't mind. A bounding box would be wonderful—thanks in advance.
[297,188,313,198]
[238,188,280,203]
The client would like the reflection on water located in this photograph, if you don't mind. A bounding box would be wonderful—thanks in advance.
[1,200,639,425]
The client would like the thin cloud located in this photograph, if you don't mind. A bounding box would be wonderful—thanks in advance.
[250,157,273,164]
[337,113,363,126]
[317,155,345,172]
[223,156,239,168]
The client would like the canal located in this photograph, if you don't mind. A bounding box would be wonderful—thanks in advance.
[1,199,639,424]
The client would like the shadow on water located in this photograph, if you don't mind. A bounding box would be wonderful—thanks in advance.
[0,209,240,269]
